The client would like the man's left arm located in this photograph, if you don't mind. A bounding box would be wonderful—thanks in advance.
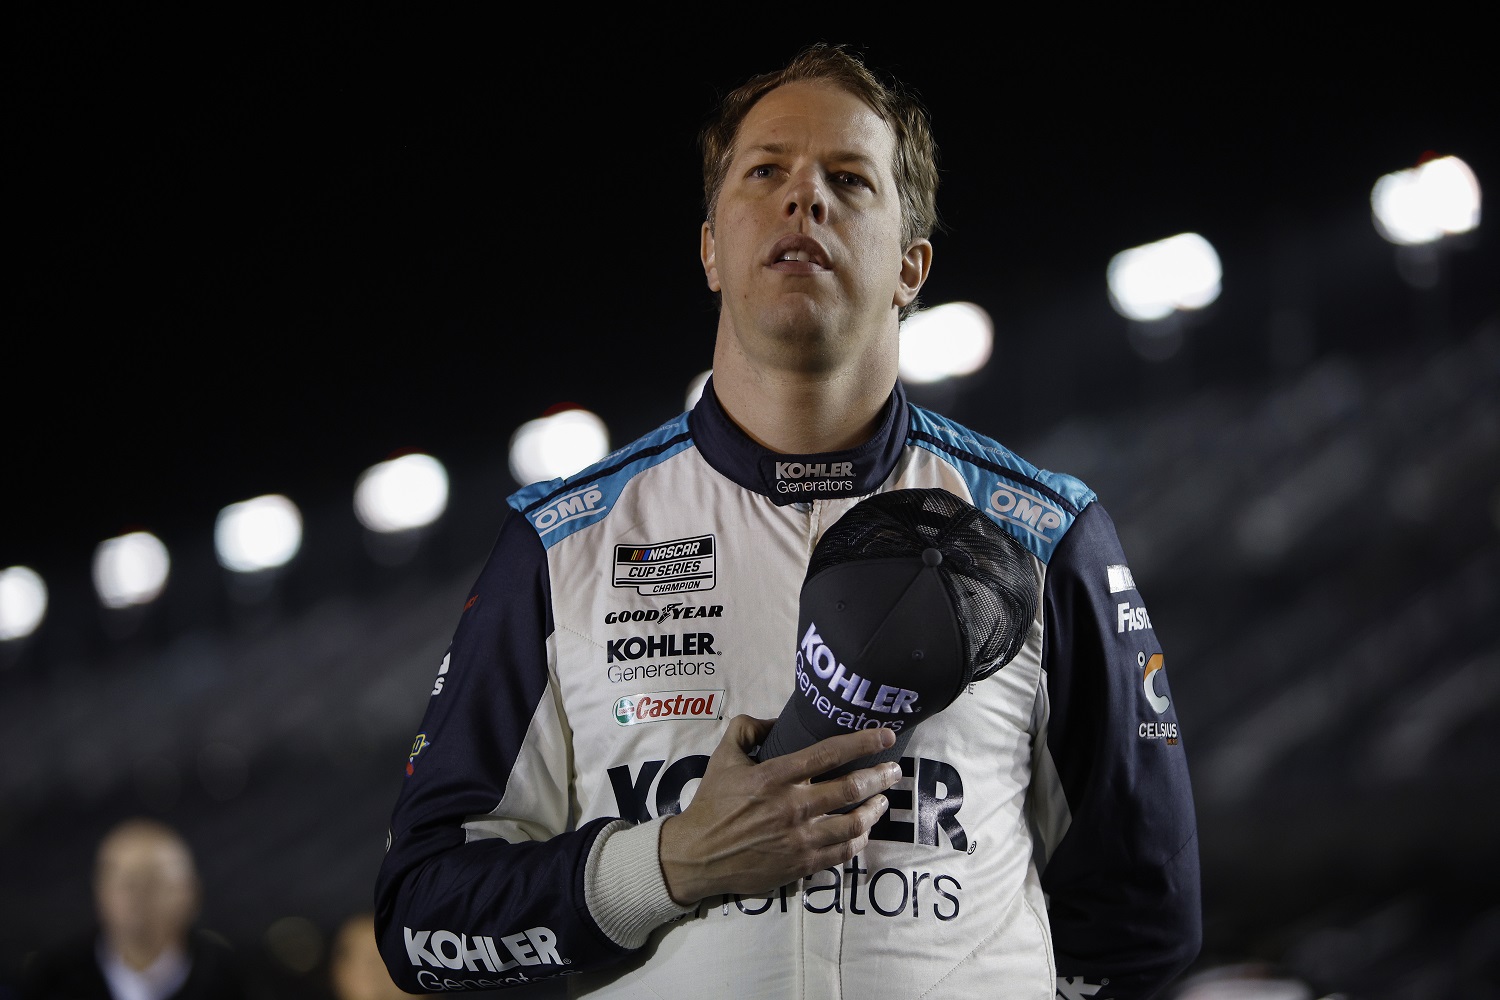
[1034,500,1202,1000]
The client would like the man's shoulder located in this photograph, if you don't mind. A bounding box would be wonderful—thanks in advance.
[504,410,697,548]
[906,404,1096,512]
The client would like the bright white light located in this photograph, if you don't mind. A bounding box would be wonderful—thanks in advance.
[1372,154,1481,245]
[1107,232,1223,322]
[899,302,994,384]
[92,531,171,608]
[0,565,48,640]
[685,370,711,411]
[509,408,610,486]
[214,494,303,573]
[354,453,450,533]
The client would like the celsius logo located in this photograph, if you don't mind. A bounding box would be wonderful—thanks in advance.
[531,487,606,536]
[776,461,853,479]
[615,689,724,725]
[1141,651,1169,714]
[988,484,1064,540]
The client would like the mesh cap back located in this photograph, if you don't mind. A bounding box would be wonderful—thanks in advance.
[806,487,1038,683]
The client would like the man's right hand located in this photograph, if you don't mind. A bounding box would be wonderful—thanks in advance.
[656,714,901,906]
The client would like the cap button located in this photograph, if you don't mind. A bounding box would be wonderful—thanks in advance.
[922,547,943,567]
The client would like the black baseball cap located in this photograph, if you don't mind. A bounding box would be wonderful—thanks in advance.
[754,487,1039,781]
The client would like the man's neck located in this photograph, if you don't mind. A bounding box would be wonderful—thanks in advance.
[709,335,897,455]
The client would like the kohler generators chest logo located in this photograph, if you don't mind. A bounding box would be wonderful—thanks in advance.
[613,534,716,595]
[766,459,858,498]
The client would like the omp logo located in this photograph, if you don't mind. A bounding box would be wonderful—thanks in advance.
[531,487,606,536]
[775,461,853,479]
[609,753,972,851]
[614,690,725,725]
[404,926,568,991]
[1116,602,1152,632]
[1105,564,1136,594]
[988,484,1065,540]
[613,535,716,594]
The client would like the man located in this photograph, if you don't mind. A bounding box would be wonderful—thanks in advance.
[329,913,420,1000]
[375,43,1201,998]
[19,817,247,1000]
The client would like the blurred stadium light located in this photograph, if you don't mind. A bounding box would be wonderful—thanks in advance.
[1371,154,1481,246]
[92,530,170,608]
[685,370,711,411]
[1107,232,1224,322]
[214,494,303,573]
[508,406,610,486]
[0,565,47,640]
[353,452,449,534]
[898,301,994,384]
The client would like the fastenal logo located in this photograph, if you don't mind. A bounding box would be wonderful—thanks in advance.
[613,534,716,594]
[988,484,1065,540]
[531,487,607,536]
[614,690,725,725]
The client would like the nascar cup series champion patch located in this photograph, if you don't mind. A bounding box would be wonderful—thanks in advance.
[755,487,1039,781]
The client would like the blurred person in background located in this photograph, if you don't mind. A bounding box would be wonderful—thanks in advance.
[328,912,418,1000]
[18,816,248,1000]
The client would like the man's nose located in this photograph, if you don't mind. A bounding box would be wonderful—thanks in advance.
[783,172,826,225]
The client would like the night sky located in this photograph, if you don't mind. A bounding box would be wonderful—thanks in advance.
[11,10,1496,593]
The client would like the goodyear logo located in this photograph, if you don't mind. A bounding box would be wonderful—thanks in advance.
[988,484,1065,541]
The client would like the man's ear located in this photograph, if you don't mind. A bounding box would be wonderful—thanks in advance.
[894,239,933,309]
[701,222,721,293]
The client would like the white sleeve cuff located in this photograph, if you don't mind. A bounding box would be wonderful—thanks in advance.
[584,817,694,949]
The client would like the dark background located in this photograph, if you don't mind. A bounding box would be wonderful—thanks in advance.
[5,10,1498,999]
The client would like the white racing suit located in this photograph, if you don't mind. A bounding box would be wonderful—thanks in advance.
[375,378,1201,998]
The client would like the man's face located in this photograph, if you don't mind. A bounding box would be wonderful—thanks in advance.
[94,826,198,947]
[702,80,926,374]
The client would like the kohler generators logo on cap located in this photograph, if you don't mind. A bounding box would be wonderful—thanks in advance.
[794,621,921,734]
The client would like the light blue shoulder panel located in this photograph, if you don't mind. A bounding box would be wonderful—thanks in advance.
[507,412,695,550]
[907,405,1096,564]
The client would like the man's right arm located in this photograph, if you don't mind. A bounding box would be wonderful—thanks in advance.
[372,508,643,993]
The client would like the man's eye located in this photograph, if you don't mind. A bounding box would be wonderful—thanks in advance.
[749,165,776,179]
[832,171,871,189]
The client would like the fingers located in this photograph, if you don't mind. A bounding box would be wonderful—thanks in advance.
[770,726,897,784]
[721,713,776,755]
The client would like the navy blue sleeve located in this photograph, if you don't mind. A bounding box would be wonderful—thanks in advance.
[1039,501,1202,1000]
[373,507,634,993]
